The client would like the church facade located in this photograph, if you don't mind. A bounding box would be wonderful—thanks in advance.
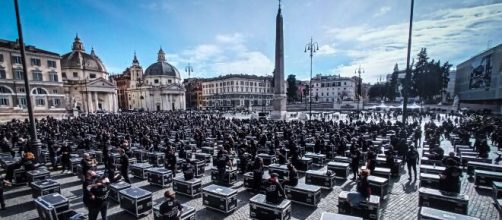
[126,48,185,111]
[61,35,118,113]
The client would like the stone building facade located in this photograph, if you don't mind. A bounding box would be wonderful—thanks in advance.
[0,39,65,120]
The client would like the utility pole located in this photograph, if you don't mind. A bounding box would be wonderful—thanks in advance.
[14,0,41,160]
[305,37,319,120]
[402,0,415,124]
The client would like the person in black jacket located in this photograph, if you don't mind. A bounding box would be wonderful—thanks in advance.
[2,152,36,186]
[84,172,111,220]
[265,173,286,204]
[216,149,231,182]
[159,190,183,220]
[0,175,5,210]
[366,150,377,174]
[60,142,72,174]
[165,148,177,178]
[347,169,371,208]
[350,148,361,181]
[282,163,298,187]
[440,158,461,193]
[253,157,264,193]
[182,158,194,181]
[406,146,419,181]
[118,149,130,184]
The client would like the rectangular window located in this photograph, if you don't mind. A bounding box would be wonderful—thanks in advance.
[73,72,78,78]
[52,99,60,106]
[32,71,43,81]
[89,73,96,79]
[52,89,58,94]
[11,56,21,64]
[0,54,3,62]
[62,72,67,79]
[47,60,57,68]
[50,73,58,82]
[0,97,9,106]
[15,69,24,80]
[0,70,5,79]
[36,98,45,106]
[31,58,41,66]
[19,97,27,106]
[18,88,25,93]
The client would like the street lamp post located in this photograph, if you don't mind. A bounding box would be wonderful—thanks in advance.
[14,0,41,160]
[305,37,319,120]
[355,66,364,111]
[402,0,415,124]
[185,63,193,111]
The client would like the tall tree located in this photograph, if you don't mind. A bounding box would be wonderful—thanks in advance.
[410,48,452,103]
[286,74,298,102]
[368,83,387,101]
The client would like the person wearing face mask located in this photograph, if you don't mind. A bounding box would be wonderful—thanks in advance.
[158,189,183,220]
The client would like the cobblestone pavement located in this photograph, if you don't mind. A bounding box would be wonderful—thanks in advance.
[1,118,500,220]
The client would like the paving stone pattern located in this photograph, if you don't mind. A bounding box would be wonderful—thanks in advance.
[1,119,500,220]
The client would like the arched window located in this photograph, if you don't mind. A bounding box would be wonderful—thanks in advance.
[32,88,48,95]
[0,86,12,94]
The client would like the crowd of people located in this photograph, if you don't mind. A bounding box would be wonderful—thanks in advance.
[0,110,500,218]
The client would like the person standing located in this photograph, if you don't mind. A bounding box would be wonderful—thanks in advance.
[406,146,419,181]
[84,172,111,220]
[347,169,371,208]
[60,142,72,174]
[350,148,361,181]
[118,149,130,184]
[182,158,194,181]
[252,157,264,193]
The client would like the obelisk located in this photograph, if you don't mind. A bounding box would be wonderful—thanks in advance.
[270,0,287,120]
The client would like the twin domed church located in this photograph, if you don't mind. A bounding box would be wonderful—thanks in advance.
[62,35,185,112]
[115,47,185,111]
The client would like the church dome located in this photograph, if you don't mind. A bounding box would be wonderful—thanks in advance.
[144,48,180,78]
[61,35,107,73]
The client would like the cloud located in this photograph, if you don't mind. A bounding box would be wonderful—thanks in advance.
[317,44,336,56]
[327,3,502,83]
[374,6,391,17]
[172,33,274,77]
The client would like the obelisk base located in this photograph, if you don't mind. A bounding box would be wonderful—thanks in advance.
[270,94,287,120]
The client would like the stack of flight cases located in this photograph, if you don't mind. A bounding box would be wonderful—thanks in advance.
[418,187,469,215]
[153,203,196,220]
[257,153,276,166]
[133,149,148,162]
[295,157,313,172]
[304,152,327,166]
[146,167,173,187]
[327,161,350,179]
[31,179,61,198]
[130,162,153,179]
[419,173,441,190]
[191,159,206,177]
[367,176,389,200]
[173,176,202,198]
[474,170,502,187]
[119,187,153,217]
[148,152,165,167]
[69,157,81,174]
[194,152,211,164]
[419,207,480,220]
[284,182,321,207]
[27,168,51,183]
[34,193,69,220]
[243,172,270,192]
[268,163,289,179]
[211,167,237,186]
[109,181,131,202]
[338,191,380,220]
[305,169,336,189]
[249,194,291,220]
[202,184,238,213]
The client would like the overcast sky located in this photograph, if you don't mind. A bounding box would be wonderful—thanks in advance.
[1,0,501,83]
